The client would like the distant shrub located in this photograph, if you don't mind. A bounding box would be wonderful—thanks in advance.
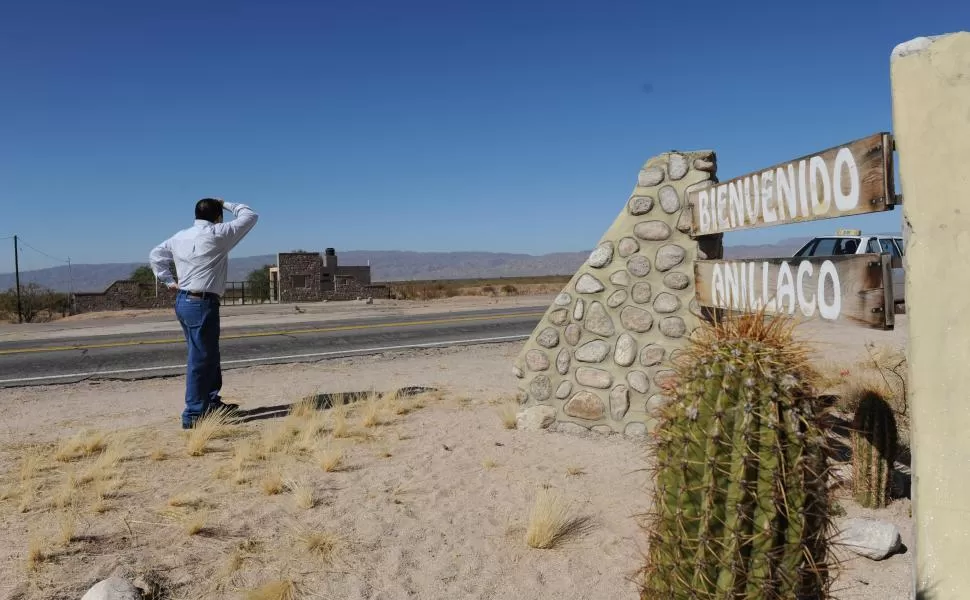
[501,284,518,296]
[482,285,496,296]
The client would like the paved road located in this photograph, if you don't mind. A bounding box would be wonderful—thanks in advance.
[0,307,544,388]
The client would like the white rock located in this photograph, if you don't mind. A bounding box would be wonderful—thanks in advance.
[575,274,605,294]
[575,340,610,363]
[576,367,613,389]
[554,292,572,306]
[617,237,640,258]
[837,518,903,560]
[587,242,614,268]
[81,578,141,600]
[614,334,637,367]
[638,166,665,187]
[667,153,689,180]
[516,405,557,431]
[624,422,648,437]
[658,186,681,214]
[573,298,585,321]
[610,270,632,287]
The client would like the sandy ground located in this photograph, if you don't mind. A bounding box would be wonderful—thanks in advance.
[0,295,556,343]
[0,317,914,599]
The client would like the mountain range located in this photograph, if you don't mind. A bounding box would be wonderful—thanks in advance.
[0,236,821,293]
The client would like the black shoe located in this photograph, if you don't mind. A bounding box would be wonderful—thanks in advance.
[206,401,240,415]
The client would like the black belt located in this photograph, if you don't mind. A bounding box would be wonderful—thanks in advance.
[184,290,220,301]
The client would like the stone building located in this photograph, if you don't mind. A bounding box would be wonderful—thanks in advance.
[272,248,389,303]
[73,280,178,313]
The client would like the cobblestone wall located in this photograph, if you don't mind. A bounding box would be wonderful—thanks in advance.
[278,252,323,303]
[73,280,178,313]
[512,150,723,437]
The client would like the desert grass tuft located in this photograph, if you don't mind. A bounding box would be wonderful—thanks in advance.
[19,451,46,482]
[565,465,585,477]
[168,492,206,509]
[287,479,316,510]
[262,422,297,455]
[261,470,285,496]
[26,537,46,571]
[301,530,342,563]
[482,458,498,470]
[18,479,39,513]
[316,443,345,472]
[496,399,518,430]
[244,579,297,600]
[360,391,387,428]
[331,403,352,439]
[56,508,78,546]
[183,510,208,536]
[54,430,107,462]
[186,410,235,456]
[150,448,168,462]
[525,487,588,549]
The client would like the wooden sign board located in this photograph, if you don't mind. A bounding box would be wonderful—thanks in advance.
[688,132,896,236]
[694,254,894,329]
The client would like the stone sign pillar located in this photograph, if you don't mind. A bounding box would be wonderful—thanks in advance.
[513,150,723,436]
[890,31,970,599]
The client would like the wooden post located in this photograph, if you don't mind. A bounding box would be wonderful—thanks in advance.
[890,31,970,599]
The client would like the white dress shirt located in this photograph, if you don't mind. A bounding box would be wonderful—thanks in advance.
[149,202,259,297]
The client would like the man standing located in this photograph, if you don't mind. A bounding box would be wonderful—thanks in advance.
[150,198,259,428]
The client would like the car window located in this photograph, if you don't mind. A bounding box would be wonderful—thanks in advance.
[808,238,838,256]
[867,239,880,253]
[794,240,817,257]
[880,238,901,257]
[894,238,905,256]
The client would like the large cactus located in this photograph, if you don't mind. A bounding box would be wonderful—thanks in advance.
[640,314,836,600]
[851,390,898,509]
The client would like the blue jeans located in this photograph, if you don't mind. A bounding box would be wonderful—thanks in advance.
[175,291,222,427]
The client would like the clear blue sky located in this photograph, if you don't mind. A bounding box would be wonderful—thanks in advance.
[0,0,964,272]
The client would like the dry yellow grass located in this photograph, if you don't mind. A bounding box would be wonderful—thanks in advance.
[261,470,285,496]
[331,403,352,438]
[25,537,45,571]
[183,510,208,536]
[287,479,316,510]
[316,444,345,473]
[186,410,235,456]
[149,448,168,462]
[565,466,585,476]
[360,391,387,428]
[496,400,518,430]
[17,479,38,513]
[301,530,342,563]
[56,509,77,546]
[54,430,107,462]
[482,458,498,469]
[168,492,206,509]
[245,580,297,600]
[525,487,585,549]
[18,452,45,482]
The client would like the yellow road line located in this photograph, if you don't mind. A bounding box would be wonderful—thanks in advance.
[0,311,546,356]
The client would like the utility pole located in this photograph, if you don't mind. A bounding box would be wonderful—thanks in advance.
[13,235,22,324]
[67,257,74,315]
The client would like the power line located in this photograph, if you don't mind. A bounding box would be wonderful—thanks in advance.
[16,238,70,264]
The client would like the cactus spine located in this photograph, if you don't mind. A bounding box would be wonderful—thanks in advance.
[640,315,835,600]
[851,391,898,509]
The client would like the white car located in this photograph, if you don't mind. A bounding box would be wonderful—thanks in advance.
[792,229,905,312]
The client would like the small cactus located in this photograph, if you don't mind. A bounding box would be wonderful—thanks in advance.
[640,314,836,600]
[851,391,898,509]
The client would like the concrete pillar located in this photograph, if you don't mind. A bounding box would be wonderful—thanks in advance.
[890,31,970,599]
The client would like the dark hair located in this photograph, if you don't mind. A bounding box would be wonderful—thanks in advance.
[195,198,223,223]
